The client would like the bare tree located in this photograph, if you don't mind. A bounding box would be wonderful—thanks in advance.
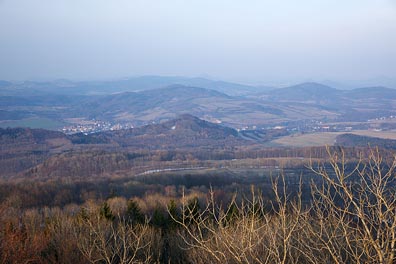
[306,147,396,264]
[172,148,396,264]
[74,208,157,264]
[171,179,308,264]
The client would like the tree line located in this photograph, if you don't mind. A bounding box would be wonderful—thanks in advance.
[0,148,395,263]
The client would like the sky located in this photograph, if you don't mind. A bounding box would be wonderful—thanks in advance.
[0,0,395,85]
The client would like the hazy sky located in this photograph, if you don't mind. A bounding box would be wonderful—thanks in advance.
[0,0,395,84]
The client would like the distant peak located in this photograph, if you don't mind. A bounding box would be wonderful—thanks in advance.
[290,82,335,90]
[141,84,230,98]
[177,113,199,120]
[164,84,212,92]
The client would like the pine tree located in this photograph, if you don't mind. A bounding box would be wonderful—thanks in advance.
[126,199,144,224]
[99,202,114,221]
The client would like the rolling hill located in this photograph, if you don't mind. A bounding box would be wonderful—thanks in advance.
[266,82,340,103]
[1,78,396,129]
[77,85,286,127]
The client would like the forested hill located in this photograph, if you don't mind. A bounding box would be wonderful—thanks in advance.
[0,115,248,177]
[69,114,244,149]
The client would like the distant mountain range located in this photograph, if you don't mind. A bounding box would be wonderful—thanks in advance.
[1,77,396,129]
[76,82,396,126]
[0,76,265,96]
[74,84,291,126]
[1,76,395,96]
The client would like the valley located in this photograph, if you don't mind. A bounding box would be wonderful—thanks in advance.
[1,77,396,264]
[1,78,396,146]
[2,1,395,261]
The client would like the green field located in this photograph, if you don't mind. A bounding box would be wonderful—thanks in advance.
[0,118,64,130]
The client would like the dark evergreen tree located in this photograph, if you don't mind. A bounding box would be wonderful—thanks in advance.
[100,202,114,221]
[225,201,239,224]
[126,199,144,224]
[152,207,166,228]
[167,199,179,229]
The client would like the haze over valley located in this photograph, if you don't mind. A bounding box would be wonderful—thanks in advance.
[1,1,396,263]
[1,76,396,145]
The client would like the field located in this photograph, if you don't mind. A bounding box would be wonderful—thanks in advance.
[272,130,396,147]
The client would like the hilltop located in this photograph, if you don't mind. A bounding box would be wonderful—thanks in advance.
[73,114,244,149]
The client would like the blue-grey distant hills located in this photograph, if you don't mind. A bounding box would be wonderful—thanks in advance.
[264,82,340,102]
[0,76,266,96]
[0,80,12,88]
[1,77,396,129]
[75,84,286,127]
[260,82,396,102]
